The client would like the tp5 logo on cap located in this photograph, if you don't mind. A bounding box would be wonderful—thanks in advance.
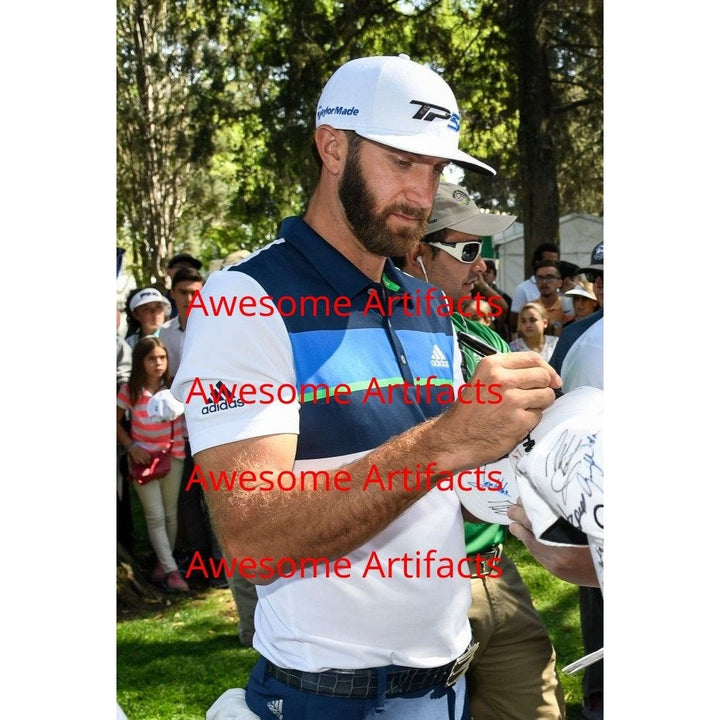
[409,100,460,131]
[315,55,495,175]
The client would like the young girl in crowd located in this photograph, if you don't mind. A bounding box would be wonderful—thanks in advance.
[117,336,188,592]
[510,301,559,361]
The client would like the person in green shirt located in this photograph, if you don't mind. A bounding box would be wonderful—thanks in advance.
[393,181,566,720]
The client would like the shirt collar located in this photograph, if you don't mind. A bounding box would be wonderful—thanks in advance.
[278,216,415,303]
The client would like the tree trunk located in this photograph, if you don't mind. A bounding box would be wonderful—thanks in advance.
[117,542,166,615]
[514,0,561,277]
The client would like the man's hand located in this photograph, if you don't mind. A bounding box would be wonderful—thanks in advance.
[508,500,599,587]
[436,351,562,472]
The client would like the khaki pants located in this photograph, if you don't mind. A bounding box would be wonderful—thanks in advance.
[466,555,565,720]
[134,457,184,573]
[227,570,258,646]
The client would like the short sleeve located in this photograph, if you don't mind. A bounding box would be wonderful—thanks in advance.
[171,270,300,455]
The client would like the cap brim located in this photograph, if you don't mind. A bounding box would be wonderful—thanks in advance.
[444,212,516,237]
[579,264,603,273]
[356,131,496,176]
[565,289,596,301]
[131,297,172,313]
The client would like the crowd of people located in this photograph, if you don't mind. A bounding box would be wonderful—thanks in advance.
[117,53,604,720]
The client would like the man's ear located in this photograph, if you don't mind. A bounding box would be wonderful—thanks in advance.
[314,125,345,176]
[404,242,428,280]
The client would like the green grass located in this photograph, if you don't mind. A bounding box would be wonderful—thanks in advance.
[118,491,586,719]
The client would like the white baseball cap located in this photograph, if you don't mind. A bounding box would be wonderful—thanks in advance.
[129,287,171,314]
[315,55,496,175]
[424,181,516,237]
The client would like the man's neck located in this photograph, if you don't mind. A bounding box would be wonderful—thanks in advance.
[304,183,386,282]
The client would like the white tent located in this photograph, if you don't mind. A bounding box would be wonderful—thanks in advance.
[491,213,603,298]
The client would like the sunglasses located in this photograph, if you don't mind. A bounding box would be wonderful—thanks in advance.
[425,240,482,264]
[585,269,604,283]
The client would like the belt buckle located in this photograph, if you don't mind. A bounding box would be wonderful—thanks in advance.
[487,542,503,559]
[445,640,479,687]
[478,543,503,577]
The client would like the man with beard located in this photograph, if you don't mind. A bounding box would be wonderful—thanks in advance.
[173,55,561,720]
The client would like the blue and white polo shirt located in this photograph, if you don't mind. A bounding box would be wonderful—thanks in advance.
[173,216,471,670]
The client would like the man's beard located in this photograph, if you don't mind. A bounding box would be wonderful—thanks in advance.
[338,145,428,257]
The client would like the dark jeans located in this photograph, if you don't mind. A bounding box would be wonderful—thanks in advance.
[580,585,604,700]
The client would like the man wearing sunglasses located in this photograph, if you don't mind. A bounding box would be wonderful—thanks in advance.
[394,181,567,720]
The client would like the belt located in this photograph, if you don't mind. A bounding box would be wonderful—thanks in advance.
[475,543,503,578]
[265,641,479,699]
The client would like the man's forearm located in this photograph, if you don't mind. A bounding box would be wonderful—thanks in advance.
[199,352,560,583]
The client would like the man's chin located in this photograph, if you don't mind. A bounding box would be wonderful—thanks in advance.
[358,226,424,258]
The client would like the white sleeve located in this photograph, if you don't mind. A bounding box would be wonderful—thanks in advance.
[560,319,604,392]
[510,283,527,312]
[170,270,299,455]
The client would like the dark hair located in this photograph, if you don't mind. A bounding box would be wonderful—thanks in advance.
[484,259,497,273]
[423,227,451,247]
[123,288,144,339]
[171,266,204,288]
[167,253,201,270]
[531,243,559,266]
[390,238,442,271]
[534,259,561,272]
[128,336,169,405]
[558,260,580,280]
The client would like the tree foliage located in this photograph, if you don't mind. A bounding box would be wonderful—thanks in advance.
[117,0,603,286]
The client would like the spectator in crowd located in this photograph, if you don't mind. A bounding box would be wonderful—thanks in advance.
[125,288,171,349]
[160,267,204,382]
[548,241,604,720]
[557,259,580,322]
[165,253,203,318]
[509,242,559,332]
[460,295,493,326]
[558,260,581,293]
[550,242,603,379]
[117,307,134,553]
[532,260,573,336]
[117,337,188,592]
[394,180,566,720]
[159,267,227,589]
[510,301,559,361]
[563,280,599,326]
[481,258,513,341]
[117,306,132,391]
[173,54,561,719]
